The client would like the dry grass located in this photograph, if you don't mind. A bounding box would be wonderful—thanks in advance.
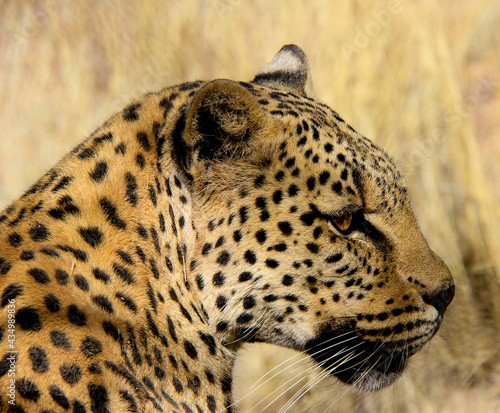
[1,1,499,412]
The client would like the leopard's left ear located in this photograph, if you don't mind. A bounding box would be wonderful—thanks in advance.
[177,80,270,172]
[252,44,313,97]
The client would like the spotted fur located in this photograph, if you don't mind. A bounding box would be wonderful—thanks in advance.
[0,45,453,412]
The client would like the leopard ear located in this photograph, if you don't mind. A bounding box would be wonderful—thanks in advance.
[178,80,269,171]
[252,44,313,97]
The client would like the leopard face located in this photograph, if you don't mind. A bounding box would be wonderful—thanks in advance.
[0,45,453,412]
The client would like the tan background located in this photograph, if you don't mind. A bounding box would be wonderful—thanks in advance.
[1,1,499,411]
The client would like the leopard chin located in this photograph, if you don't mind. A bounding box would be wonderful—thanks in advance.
[304,325,411,392]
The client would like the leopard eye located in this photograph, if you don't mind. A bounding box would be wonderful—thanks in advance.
[330,214,353,232]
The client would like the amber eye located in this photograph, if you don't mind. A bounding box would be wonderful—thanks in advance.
[331,214,353,232]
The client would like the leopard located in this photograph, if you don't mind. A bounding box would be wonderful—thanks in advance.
[0,44,454,412]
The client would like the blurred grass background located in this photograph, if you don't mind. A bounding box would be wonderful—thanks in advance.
[0,0,499,412]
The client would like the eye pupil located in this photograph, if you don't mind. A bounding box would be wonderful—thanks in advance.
[333,215,352,231]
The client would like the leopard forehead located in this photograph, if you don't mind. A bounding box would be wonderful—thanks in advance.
[0,45,453,412]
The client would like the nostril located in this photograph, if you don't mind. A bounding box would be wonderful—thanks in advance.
[423,284,455,315]
[440,284,455,307]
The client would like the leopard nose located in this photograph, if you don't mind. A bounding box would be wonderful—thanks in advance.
[423,284,455,316]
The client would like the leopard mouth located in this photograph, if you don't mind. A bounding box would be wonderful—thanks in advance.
[304,326,411,392]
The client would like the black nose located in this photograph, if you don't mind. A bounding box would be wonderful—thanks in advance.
[423,284,455,315]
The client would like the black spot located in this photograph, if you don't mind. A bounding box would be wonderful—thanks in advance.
[78,147,95,159]
[213,271,225,286]
[216,295,227,309]
[20,250,35,260]
[60,363,82,385]
[202,243,213,256]
[377,312,389,321]
[148,184,157,206]
[68,304,87,326]
[244,250,257,264]
[288,184,299,196]
[44,294,60,312]
[319,171,330,185]
[326,253,343,263]
[337,153,346,162]
[265,259,279,268]
[40,247,59,257]
[306,243,319,253]
[173,377,184,393]
[74,400,86,413]
[16,378,40,401]
[137,131,151,151]
[255,229,267,244]
[99,197,126,229]
[75,274,90,291]
[236,312,254,324]
[88,363,102,374]
[184,339,198,359]
[124,172,138,207]
[52,175,73,192]
[254,175,265,187]
[207,395,217,413]
[55,268,69,285]
[243,296,256,309]
[78,226,104,248]
[341,168,348,180]
[272,190,283,204]
[307,177,316,190]
[88,383,110,413]
[1,284,23,307]
[92,267,110,283]
[238,271,253,282]
[93,132,113,147]
[29,346,48,372]
[282,275,294,286]
[324,143,333,153]
[116,292,137,312]
[167,316,178,343]
[29,223,50,242]
[89,161,108,182]
[113,263,135,284]
[233,230,242,242]
[103,321,123,342]
[27,268,50,284]
[8,232,22,247]
[17,307,42,331]
[239,206,249,224]
[49,384,70,408]
[81,337,103,358]
[216,321,228,332]
[47,195,81,220]
[56,244,87,261]
[216,251,230,266]
[50,330,71,349]
[0,258,11,275]
[264,294,278,302]
[278,221,293,235]
[92,295,114,313]
[123,102,141,121]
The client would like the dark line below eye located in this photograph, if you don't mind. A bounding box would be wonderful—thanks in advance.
[322,207,393,254]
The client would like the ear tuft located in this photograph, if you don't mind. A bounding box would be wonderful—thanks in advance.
[252,44,313,97]
[182,80,268,169]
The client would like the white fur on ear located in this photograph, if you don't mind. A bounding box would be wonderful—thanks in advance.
[252,44,313,97]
